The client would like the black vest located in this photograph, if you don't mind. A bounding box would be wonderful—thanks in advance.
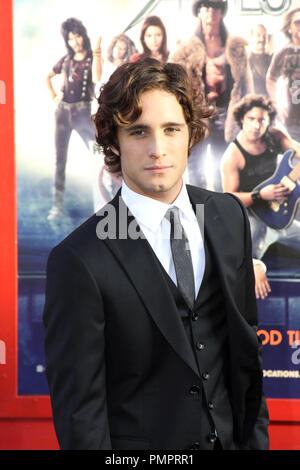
[158,236,236,449]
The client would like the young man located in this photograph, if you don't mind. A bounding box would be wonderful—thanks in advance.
[266,7,300,141]
[46,18,95,220]
[43,59,269,450]
[221,94,300,261]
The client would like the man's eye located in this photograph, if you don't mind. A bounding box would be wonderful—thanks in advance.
[130,129,145,137]
[165,127,180,134]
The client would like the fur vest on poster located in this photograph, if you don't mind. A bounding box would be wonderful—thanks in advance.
[170,35,254,142]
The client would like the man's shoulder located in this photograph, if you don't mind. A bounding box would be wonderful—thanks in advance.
[50,212,101,260]
[187,184,243,208]
[49,192,123,260]
[269,44,295,72]
[187,185,246,233]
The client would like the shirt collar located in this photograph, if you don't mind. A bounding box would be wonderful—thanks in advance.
[121,180,195,233]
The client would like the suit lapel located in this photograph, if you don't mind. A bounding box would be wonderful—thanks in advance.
[101,192,200,378]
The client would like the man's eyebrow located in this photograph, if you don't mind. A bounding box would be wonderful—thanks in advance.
[124,122,186,132]
[124,124,149,133]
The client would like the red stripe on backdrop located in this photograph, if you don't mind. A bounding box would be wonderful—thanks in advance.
[0,0,18,412]
[0,0,58,449]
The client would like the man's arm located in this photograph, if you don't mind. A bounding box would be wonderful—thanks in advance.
[221,143,291,205]
[266,49,283,104]
[92,35,103,83]
[266,74,277,105]
[229,195,269,449]
[43,244,111,450]
[221,143,254,207]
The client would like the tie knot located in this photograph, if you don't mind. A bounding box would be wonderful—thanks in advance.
[165,206,180,224]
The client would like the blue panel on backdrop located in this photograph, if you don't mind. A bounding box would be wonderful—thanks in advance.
[18,276,49,395]
[17,167,94,395]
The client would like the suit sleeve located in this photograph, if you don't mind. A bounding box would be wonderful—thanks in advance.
[228,194,269,450]
[43,244,111,450]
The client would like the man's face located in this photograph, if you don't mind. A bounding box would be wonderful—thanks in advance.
[198,5,223,28]
[241,107,270,142]
[68,32,85,53]
[290,12,300,45]
[252,25,267,54]
[115,89,190,204]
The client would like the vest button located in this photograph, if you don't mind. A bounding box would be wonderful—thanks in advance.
[189,385,201,395]
[202,372,210,380]
[208,401,214,409]
[196,341,204,350]
[191,312,199,321]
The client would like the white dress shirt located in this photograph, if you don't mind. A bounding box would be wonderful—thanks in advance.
[121,181,205,298]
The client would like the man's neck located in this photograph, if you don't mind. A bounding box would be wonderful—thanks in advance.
[202,23,221,41]
[122,179,184,206]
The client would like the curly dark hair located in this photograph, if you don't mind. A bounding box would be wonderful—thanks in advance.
[61,17,92,57]
[233,94,277,128]
[93,58,213,174]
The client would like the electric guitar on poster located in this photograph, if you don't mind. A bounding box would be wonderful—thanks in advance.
[249,149,300,230]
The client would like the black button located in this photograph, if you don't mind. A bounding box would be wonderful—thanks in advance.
[189,442,201,450]
[202,372,210,380]
[208,401,214,409]
[196,341,204,350]
[191,312,199,321]
[189,385,201,395]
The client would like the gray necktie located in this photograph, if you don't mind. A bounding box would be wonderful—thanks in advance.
[166,207,195,309]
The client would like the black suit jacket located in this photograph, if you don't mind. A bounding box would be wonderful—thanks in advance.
[43,185,269,450]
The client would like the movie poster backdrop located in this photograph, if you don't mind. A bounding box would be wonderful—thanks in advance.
[14,0,300,401]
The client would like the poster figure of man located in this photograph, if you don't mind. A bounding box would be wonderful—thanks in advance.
[171,0,253,191]
[221,94,300,262]
[43,59,269,451]
[46,18,95,221]
[266,7,300,141]
[248,24,273,96]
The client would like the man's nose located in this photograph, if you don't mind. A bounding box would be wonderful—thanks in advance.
[149,134,166,158]
[253,120,260,129]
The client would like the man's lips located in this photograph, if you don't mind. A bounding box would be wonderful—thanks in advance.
[144,165,173,173]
